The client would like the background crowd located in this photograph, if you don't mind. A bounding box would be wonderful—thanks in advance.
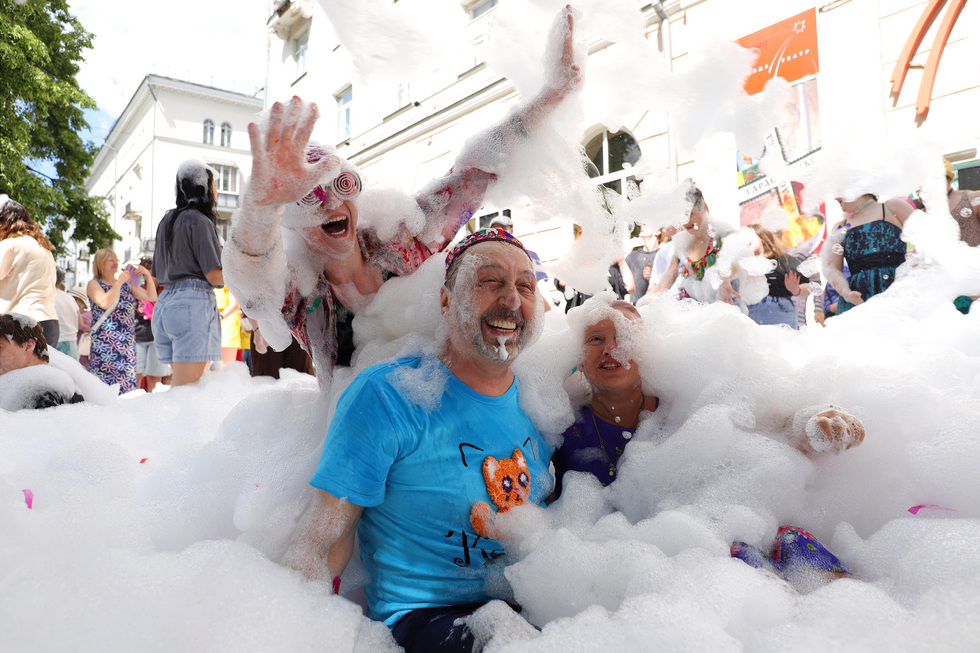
[2,146,977,409]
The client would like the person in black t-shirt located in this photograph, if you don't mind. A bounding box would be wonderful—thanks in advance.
[744,224,809,329]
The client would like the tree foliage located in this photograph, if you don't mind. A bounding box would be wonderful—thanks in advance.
[0,0,117,253]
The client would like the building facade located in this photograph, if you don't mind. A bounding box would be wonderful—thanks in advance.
[83,75,263,281]
[261,0,980,263]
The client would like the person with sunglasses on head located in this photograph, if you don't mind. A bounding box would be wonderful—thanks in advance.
[223,6,584,389]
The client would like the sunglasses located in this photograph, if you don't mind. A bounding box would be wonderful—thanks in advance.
[297,170,361,206]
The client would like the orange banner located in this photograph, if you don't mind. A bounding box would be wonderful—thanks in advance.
[738,8,819,96]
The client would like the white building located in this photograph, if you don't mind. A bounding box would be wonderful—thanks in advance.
[84,75,263,280]
[261,0,980,264]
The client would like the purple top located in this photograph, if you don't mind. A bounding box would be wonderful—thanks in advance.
[552,405,648,497]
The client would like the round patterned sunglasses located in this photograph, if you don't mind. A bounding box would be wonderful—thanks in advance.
[297,170,361,206]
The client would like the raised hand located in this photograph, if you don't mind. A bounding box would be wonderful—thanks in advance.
[518,5,584,130]
[784,270,802,296]
[246,97,341,207]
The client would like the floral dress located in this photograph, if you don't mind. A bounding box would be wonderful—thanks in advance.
[281,226,436,378]
[88,279,137,393]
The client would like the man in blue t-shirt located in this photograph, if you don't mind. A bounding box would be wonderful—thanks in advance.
[284,228,552,652]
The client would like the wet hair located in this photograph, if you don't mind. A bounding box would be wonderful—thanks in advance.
[92,249,118,279]
[0,198,54,251]
[609,299,641,320]
[0,313,49,362]
[165,161,218,247]
[747,223,787,260]
[686,184,705,212]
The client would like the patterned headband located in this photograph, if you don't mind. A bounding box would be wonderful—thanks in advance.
[444,228,532,278]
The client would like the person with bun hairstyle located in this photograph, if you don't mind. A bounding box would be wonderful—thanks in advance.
[152,160,224,386]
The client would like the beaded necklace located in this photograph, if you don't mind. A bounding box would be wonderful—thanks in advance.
[682,236,721,280]
[837,197,876,230]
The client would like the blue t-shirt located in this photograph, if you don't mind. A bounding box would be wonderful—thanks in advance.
[311,356,553,627]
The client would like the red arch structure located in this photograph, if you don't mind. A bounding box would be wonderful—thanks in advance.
[889,0,969,117]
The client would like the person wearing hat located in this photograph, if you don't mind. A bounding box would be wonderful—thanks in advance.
[489,213,551,293]
[0,312,84,410]
[223,6,583,390]
[284,229,550,652]
[945,159,980,313]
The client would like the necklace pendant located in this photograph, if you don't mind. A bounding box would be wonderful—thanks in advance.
[608,464,616,477]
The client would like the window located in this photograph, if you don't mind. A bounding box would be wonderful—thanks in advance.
[584,130,642,195]
[469,0,498,19]
[203,119,215,145]
[294,27,309,79]
[336,86,353,141]
[220,123,232,148]
[466,0,498,69]
[211,164,239,209]
[397,82,411,110]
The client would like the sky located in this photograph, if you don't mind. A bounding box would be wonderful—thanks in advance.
[69,0,270,148]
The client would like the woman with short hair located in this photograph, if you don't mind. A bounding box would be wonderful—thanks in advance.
[86,249,157,393]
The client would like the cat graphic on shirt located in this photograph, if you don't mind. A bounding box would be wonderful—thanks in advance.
[470,449,530,540]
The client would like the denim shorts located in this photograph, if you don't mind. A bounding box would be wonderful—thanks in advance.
[152,279,221,363]
[747,295,798,329]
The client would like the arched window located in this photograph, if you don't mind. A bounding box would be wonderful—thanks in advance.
[220,122,232,147]
[583,129,642,195]
[203,119,215,145]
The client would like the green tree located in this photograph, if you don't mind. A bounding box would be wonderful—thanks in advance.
[0,0,117,253]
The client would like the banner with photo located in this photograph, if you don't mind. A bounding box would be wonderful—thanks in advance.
[736,8,823,253]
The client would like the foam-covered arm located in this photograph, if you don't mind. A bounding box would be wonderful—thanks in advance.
[415,6,584,252]
[283,489,363,587]
[821,224,861,305]
[651,256,679,297]
[222,194,293,351]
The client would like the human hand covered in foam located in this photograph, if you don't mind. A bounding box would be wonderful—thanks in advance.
[531,5,585,115]
[244,97,341,211]
[792,405,866,455]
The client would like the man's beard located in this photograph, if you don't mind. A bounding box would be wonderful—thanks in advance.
[452,301,543,363]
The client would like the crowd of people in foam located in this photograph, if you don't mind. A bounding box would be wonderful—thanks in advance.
[4,6,980,651]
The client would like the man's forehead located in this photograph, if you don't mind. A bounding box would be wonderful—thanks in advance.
[468,241,533,268]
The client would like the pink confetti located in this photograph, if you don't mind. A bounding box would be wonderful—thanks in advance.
[908,503,955,515]
[22,489,33,510]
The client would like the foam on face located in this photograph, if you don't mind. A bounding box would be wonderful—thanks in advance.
[7,3,980,650]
